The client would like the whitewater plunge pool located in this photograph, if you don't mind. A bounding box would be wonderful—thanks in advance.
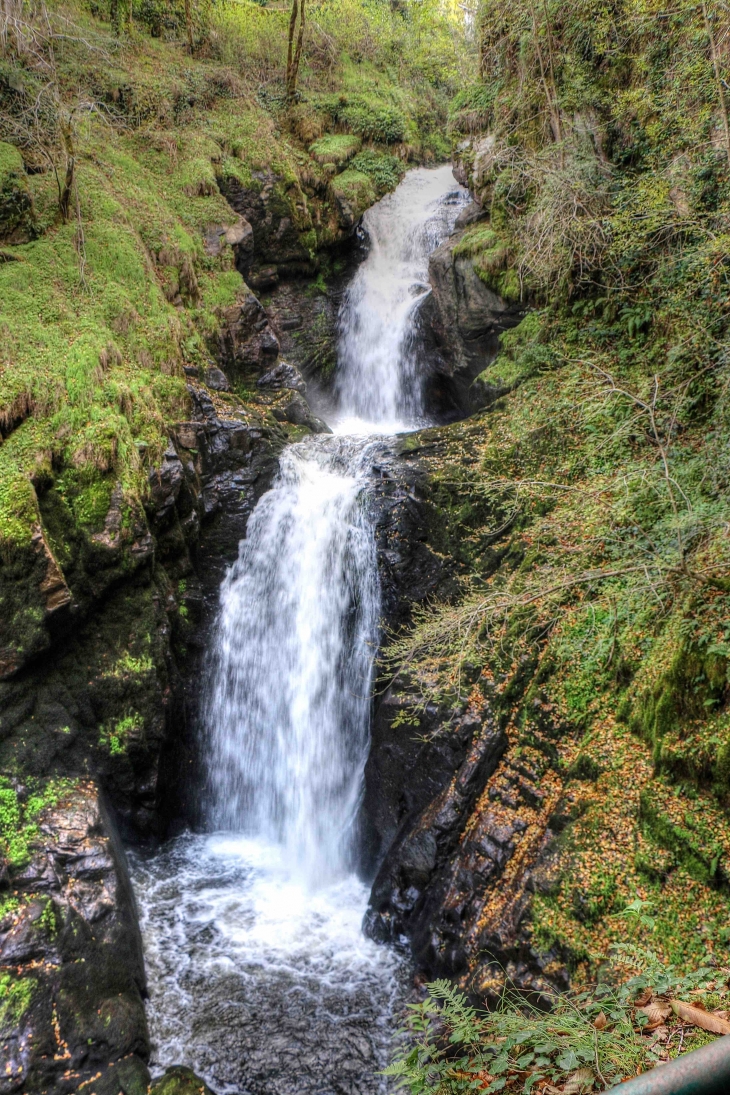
[129,166,468,1095]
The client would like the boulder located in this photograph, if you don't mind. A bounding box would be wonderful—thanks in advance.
[204,365,231,392]
[257,361,307,395]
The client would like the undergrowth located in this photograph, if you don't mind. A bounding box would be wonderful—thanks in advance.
[389,909,730,1094]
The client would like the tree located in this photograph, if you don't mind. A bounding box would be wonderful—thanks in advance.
[286,0,306,102]
[184,0,194,52]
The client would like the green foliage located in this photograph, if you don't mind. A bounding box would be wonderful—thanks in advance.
[389,938,725,1095]
[351,149,406,194]
[309,134,361,166]
[338,98,406,144]
[330,168,376,213]
[0,777,76,869]
[453,223,519,301]
[99,710,144,756]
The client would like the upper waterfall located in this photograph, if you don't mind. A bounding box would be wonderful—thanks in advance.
[334,164,468,432]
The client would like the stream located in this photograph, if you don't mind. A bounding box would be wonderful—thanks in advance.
[130,165,468,1095]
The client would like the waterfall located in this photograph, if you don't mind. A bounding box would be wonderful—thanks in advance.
[206,439,379,883]
[130,166,466,1095]
[335,165,467,431]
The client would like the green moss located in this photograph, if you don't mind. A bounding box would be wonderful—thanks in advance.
[337,98,407,144]
[350,149,405,195]
[0,777,75,870]
[0,783,25,867]
[0,972,36,1031]
[331,169,377,214]
[454,223,521,302]
[309,134,361,166]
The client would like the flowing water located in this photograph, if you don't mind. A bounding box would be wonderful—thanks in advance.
[130,165,467,1095]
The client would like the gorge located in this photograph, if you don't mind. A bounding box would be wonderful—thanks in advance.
[129,165,469,1094]
[2,3,730,1094]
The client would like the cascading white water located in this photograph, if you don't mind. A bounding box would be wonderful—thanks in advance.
[206,438,380,883]
[130,166,466,1095]
[335,165,468,431]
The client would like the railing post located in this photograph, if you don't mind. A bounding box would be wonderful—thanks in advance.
[609,1036,730,1094]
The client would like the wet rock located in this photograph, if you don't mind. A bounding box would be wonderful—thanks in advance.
[203,216,253,259]
[218,170,313,273]
[0,781,149,1095]
[454,201,487,230]
[204,365,231,392]
[247,265,279,291]
[427,234,522,409]
[257,361,307,395]
[272,394,332,434]
[216,292,280,377]
[149,1066,217,1095]
[366,707,507,952]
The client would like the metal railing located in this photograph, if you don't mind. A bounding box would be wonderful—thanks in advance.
[611,1035,730,1094]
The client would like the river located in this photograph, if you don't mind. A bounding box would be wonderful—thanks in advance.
[130,165,467,1095]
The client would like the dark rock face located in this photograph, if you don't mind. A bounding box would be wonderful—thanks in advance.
[362,421,571,1003]
[215,291,281,377]
[427,234,523,411]
[0,782,150,1095]
[219,170,315,286]
[0,383,285,842]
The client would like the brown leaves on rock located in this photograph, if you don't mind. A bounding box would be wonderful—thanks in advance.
[670,1000,730,1035]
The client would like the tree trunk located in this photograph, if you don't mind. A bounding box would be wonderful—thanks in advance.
[184,0,194,52]
[702,0,730,169]
[286,0,305,102]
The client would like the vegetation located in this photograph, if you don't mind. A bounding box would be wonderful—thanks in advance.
[0,0,469,680]
[390,944,730,1094]
[380,0,730,1081]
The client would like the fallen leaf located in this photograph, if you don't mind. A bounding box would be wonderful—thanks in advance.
[637,999,673,1031]
[647,1025,669,1047]
[634,988,652,1007]
[670,1000,730,1035]
[593,1011,607,1030]
[563,1068,595,1094]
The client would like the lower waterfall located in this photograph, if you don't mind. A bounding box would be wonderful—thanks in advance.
[130,165,467,1094]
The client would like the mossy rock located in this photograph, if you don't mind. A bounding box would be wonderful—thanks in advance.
[330,169,377,227]
[0,141,34,244]
[350,149,405,195]
[453,223,520,303]
[337,98,407,144]
[149,1065,217,1095]
[309,134,361,166]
